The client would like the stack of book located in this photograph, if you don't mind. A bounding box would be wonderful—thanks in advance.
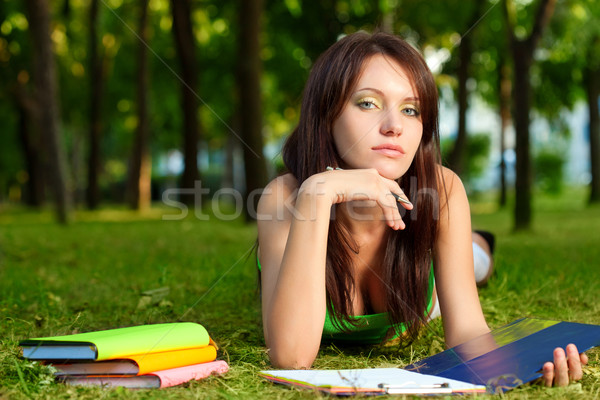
[19,322,229,389]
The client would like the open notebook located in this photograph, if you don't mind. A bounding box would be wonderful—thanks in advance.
[259,368,486,395]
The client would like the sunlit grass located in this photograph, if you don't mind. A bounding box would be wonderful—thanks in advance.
[0,189,599,399]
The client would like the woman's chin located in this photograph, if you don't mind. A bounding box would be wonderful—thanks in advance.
[339,160,409,180]
[375,166,406,181]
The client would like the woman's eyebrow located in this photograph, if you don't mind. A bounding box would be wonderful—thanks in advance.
[354,87,419,102]
[355,87,385,96]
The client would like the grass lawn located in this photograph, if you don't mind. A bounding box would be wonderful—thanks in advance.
[1,190,599,399]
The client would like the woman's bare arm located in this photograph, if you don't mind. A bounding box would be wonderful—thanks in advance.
[433,167,588,386]
[433,167,490,347]
[257,174,331,368]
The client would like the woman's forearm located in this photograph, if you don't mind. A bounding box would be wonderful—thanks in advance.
[264,184,333,368]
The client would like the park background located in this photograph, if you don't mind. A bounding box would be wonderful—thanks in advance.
[0,0,599,399]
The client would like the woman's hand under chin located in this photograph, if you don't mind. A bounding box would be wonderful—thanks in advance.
[542,344,588,387]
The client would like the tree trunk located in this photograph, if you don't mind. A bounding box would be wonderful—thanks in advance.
[319,0,341,55]
[447,0,485,176]
[16,100,45,206]
[87,0,104,209]
[128,0,151,210]
[236,0,269,221]
[512,43,532,230]
[447,33,471,176]
[170,0,200,207]
[222,116,240,190]
[379,0,396,34]
[586,60,600,203]
[503,0,556,231]
[24,0,71,223]
[62,0,71,18]
[498,58,511,208]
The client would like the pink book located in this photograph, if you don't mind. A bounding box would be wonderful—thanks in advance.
[60,360,229,389]
[152,360,229,388]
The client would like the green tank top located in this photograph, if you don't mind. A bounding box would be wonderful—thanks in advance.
[257,257,435,344]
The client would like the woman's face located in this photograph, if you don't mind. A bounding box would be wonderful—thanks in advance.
[332,54,423,180]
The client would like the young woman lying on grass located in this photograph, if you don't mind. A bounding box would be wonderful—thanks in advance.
[256,31,587,386]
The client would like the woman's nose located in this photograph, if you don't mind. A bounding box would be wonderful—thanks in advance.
[379,109,403,136]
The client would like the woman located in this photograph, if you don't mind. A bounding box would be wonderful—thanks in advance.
[256,31,586,386]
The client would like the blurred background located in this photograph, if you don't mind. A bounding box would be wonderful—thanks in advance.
[0,0,598,230]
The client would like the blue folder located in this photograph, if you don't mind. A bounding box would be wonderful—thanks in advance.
[405,318,600,393]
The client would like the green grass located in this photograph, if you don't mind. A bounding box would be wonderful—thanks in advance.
[1,192,599,399]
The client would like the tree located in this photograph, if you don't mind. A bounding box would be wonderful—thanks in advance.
[13,86,45,207]
[502,0,556,230]
[446,0,486,177]
[170,0,200,206]
[127,0,151,210]
[1,1,42,206]
[86,0,104,209]
[236,0,269,220]
[497,57,511,207]
[524,0,599,204]
[379,0,398,33]
[585,34,600,203]
[24,0,72,223]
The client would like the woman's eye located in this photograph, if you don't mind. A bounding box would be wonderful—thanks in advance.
[357,98,379,109]
[401,106,420,117]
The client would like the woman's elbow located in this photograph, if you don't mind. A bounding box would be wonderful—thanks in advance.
[267,346,317,369]
[264,320,322,368]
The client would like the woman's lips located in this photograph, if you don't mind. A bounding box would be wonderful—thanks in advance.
[372,144,406,158]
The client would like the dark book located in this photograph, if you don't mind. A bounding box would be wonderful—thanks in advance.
[406,318,600,393]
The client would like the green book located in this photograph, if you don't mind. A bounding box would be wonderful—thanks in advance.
[20,322,210,361]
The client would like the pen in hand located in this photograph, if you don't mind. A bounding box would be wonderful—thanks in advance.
[390,191,412,206]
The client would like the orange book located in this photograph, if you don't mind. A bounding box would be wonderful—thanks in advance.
[50,345,217,376]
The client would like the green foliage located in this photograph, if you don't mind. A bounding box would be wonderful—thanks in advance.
[534,148,566,195]
[0,0,594,206]
[463,133,491,181]
[0,0,397,204]
[533,0,600,121]
[441,132,491,185]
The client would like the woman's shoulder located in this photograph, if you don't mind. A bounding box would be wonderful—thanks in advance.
[264,173,299,197]
[437,165,463,192]
[257,173,300,220]
[435,165,469,216]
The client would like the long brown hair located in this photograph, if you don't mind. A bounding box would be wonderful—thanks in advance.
[282,31,442,342]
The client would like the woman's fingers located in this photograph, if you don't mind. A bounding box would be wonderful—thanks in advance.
[353,169,403,230]
[391,191,413,210]
[380,192,403,230]
[378,173,411,230]
[553,347,570,386]
[566,344,584,381]
[542,361,555,387]
[543,345,588,387]
[324,168,411,230]
[386,179,413,211]
[382,180,410,230]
